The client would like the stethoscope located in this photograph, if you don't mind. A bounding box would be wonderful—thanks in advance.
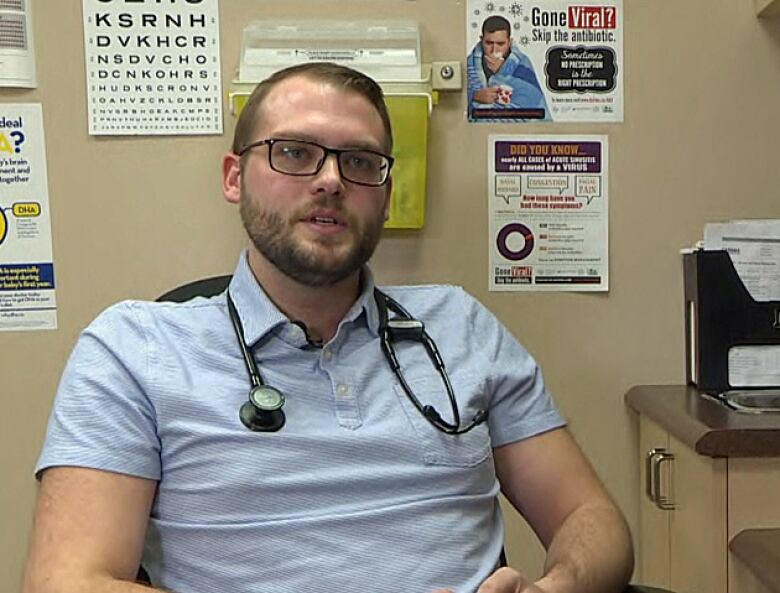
[227,289,488,434]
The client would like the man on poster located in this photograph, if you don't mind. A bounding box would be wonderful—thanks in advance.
[467,15,551,121]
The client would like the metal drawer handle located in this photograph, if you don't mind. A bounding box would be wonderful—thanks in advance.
[645,447,666,503]
[653,451,675,510]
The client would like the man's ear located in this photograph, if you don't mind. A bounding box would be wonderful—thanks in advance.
[222,153,241,204]
[382,175,393,221]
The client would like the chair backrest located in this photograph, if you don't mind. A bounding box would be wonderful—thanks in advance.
[156,275,232,303]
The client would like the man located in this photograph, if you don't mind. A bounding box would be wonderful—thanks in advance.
[22,63,631,593]
[467,15,551,121]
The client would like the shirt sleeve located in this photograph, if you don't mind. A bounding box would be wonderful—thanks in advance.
[460,289,566,448]
[466,45,485,107]
[35,302,162,480]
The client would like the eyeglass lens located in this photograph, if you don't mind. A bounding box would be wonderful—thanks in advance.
[270,140,390,185]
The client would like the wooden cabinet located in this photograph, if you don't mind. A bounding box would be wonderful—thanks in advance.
[628,386,780,593]
[638,415,727,593]
[637,418,670,587]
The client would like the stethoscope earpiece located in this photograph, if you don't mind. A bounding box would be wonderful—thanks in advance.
[376,289,488,435]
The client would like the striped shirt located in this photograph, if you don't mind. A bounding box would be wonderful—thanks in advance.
[37,252,564,593]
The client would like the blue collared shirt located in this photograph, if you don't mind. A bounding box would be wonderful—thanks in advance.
[37,252,564,593]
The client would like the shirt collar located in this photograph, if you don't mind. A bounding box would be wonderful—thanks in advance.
[345,266,381,336]
[227,252,288,347]
[227,251,382,347]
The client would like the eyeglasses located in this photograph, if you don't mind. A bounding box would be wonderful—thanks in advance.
[239,138,394,187]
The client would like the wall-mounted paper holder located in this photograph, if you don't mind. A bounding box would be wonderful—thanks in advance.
[228,64,440,119]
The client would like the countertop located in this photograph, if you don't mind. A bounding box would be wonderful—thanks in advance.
[625,384,780,458]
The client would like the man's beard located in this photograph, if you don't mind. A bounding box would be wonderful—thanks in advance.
[239,190,384,287]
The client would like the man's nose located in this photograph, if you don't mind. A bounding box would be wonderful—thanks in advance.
[312,153,345,193]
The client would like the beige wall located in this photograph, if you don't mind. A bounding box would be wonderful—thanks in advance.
[3,0,780,588]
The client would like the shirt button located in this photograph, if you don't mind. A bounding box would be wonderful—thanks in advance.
[336,383,349,396]
[323,348,333,360]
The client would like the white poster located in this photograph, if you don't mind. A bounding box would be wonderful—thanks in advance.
[82,0,223,135]
[466,0,623,123]
[0,104,57,331]
[489,135,608,291]
[0,0,36,88]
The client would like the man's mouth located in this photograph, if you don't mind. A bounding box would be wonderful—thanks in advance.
[301,209,347,227]
[308,215,341,225]
[298,210,349,236]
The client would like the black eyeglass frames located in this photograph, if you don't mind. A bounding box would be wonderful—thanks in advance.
[238,138,394,187]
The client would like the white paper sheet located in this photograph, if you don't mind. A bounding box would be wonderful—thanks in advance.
[704,220,780,301]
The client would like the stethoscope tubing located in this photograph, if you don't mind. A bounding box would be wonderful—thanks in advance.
[226,294,262,389]
[228,288,488,435]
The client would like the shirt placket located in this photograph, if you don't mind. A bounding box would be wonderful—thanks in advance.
[321,344,362,430]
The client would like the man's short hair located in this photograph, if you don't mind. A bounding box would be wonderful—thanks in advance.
[481,15,512,37]
[231,62,394,155]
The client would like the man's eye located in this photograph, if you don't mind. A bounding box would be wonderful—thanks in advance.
[280,147,309,160]
[346,154,376,171]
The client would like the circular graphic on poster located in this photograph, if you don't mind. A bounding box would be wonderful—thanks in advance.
[0,208,7,246]
[496,222,534,261]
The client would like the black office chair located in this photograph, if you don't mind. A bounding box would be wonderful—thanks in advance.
[141,277,676,593]
[156,274,232,303]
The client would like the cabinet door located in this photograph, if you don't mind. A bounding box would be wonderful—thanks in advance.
[668,433,727,593]
[638,417,671,587]
[638,417,728,593]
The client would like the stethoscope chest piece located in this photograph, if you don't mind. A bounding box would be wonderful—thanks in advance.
[239,385,286,432]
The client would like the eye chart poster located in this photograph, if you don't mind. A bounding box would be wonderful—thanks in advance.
[466,0,623,122]
[0,104,57,331]
[82,0,222,135]
[489,135,608,292]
